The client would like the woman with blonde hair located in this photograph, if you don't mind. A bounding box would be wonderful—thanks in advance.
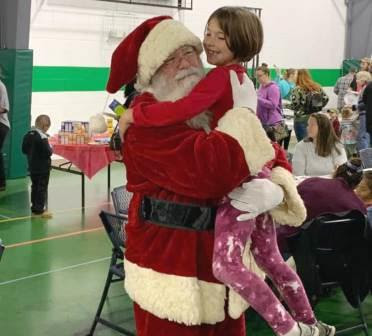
[288,69,329,141]
[292,112,347,176]
[360,57,371,72]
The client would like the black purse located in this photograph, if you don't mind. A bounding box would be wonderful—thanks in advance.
[272,121,289,142]
[109,123,122,151]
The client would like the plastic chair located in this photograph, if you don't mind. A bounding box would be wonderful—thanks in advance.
[111,186,133,216]
[288,210,370,336]
[87,211,135,336]
[359,148,372,170]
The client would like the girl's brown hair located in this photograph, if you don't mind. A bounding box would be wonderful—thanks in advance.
[341,106,353,119]
[333,158,363,189]
[355,171,372,204]
[207,7,263,62]
[309,112,341,157]
[296,69,321,92]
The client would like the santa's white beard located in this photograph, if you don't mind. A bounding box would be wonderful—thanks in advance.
[149,67,212,132]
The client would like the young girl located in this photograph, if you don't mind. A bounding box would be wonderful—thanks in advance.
[340,106,358,158]
[326,108,341,137]
[121,7,333,336]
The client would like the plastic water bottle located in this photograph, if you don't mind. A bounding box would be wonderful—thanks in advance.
[109,99,126,118]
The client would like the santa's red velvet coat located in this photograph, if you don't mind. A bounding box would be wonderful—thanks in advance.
[122,97,279,335]
[121,102,305,336]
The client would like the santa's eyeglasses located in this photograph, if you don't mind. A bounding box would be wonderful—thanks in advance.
[163,46,197,68]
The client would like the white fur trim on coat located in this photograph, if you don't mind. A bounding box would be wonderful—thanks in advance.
[137,19,203,90]
[124,259,226,325]
[216,108,275,175]
[269,166,307,226]
[124,251,267,324]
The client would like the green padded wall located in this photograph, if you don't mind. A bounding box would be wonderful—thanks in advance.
[342,59,360,76]
[0,49,33,178]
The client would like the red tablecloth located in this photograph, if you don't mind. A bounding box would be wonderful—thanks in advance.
[52,144,117,179]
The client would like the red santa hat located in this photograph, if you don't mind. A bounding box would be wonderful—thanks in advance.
[106,15,203,93]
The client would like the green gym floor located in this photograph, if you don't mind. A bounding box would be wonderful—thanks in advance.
[0,162,371,336]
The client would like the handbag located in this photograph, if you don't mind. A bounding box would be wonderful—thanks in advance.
[272,121,289,142]
[109,123,122,151]
[263,95,289,142]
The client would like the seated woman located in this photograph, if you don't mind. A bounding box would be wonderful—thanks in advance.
[292,112,347,176]
[277,158,365,250]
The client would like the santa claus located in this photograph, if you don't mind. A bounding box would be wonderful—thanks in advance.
[106,16,304,336]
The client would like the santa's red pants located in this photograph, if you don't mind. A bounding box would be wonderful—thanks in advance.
[133,302,246,336]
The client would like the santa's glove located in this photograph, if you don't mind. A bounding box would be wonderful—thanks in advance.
[228,179,284,221]
[229,70,257,112]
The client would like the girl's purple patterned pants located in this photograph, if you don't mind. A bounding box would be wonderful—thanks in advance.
[213,204,315,336]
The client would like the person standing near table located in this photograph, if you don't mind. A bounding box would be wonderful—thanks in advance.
[22,115,53,218]
[363,80,372,141]
[333,67,356,110]
[0,72,10,191]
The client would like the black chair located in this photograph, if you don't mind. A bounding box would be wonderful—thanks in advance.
[288,210,371,336]
[87,211,135,336]
[111,186,133,216]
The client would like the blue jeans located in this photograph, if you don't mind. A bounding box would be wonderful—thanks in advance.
[294,119,308,142]
[357,114,370,151]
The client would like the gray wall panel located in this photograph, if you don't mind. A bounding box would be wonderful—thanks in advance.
[345,0,372,59]
[0,0,31,49]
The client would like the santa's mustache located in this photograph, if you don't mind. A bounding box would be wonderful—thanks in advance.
[175,67,204,81]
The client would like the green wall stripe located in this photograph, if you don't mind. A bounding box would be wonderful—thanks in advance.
[32,66,342,92]
[309,69,342,87]
[32,66,110,92]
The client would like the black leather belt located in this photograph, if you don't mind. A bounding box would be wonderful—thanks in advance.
[140,196,216,231]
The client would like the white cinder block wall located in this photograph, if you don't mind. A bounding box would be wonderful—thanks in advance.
[30,0,347,136]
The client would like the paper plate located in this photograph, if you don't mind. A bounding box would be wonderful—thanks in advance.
[344,92,359,106]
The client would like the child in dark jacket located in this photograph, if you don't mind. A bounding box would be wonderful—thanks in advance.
[22,115,53,218]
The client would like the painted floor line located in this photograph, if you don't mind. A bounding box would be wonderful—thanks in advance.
[5,226,104,248]
[0,256,111,286]
[0,215,32,223]
[0,201,111,224]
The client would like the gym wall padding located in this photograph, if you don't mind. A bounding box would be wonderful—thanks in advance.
[342,59,361,76]
[0,49,33,178]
